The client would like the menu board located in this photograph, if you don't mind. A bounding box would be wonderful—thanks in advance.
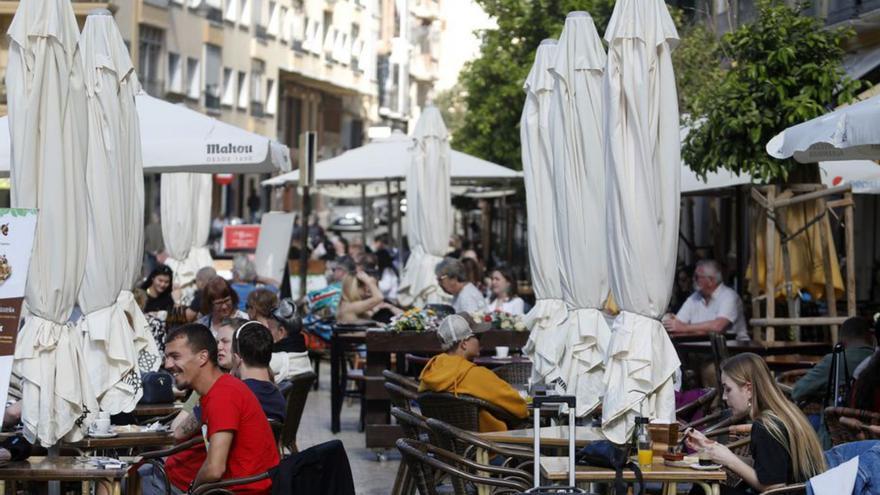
[0,209,38,406]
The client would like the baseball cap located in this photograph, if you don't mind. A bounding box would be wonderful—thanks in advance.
[437,314,486,351]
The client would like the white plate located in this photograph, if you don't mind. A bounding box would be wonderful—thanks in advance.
[89,431,118,438]
[690,463,722,470]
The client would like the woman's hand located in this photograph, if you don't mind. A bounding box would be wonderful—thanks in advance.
[683,428,711,451]
[698,442,738,467]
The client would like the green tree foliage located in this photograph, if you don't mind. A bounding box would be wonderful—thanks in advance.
[434,83,468,140]
[672,22,723,116]
[682,0,862,183]
[452,0,616,169]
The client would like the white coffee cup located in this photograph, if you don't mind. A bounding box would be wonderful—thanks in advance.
[495,346,510,359]
[93,418,111,435]
[97,411,111,420]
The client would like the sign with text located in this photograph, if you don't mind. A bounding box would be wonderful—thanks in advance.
[222,224,261,251]
[0,209,38,405]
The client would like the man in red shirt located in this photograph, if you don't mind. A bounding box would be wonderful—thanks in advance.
[142,323,279,494]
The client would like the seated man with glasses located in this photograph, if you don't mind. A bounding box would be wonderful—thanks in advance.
[419,315,527,432]
[435,258,487,313]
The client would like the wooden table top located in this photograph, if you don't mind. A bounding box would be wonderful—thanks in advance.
[477,426,604,448]
[675,340,830,356]
[132,403,183,417]
[64,430,175,450]
[0,456,130,481]
[541,457,726,482]
[764,354,823,371]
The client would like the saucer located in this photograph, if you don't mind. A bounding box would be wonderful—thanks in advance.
[89,431,118,438]
[690,463,722,470]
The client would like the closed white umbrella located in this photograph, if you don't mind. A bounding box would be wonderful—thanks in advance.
[547,12,610,416]
[767,93,880,163]
[602,0,682,443]
[398,107,452,306]
[77,10,149,414]
[161,173,213,288]
[521,40,570,388]
[6,0,96,445]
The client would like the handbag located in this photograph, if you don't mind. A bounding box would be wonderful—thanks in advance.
[139,371,175,404]
[576,440,644,495]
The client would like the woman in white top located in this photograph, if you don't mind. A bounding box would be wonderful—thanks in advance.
[376,249,399,301]
[487,266,525,315]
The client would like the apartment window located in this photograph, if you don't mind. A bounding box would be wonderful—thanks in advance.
[240,0,252,25]
[167,52,184,94]
[322,11,332,52]
[267,1,280,37]
[253,0,267,39]
[224,0,239,22]
[250,59,265,116]
[265,78,277,116]
[204,44,222,111]
[221,68,235,106]
[237,71,249,110]
[138,25,164,96]
[205,0,223,23]
[186,57,200,100]
[323,96,342,133]
[280,6,290,43]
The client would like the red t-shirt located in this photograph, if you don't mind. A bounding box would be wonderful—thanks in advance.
[166,375,279,494]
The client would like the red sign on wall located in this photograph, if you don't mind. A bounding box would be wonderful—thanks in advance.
[223,225,261,251]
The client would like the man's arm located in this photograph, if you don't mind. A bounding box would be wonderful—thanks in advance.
[791,354,832,402]
[668,316,731,335]
[171,411,200,442]
[192,431,234,488]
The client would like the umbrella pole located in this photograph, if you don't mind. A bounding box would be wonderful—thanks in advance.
[48,444,60,495]
[386,179,394,245]
[299,185,311,299]
[396,179,403,262]
[361,184,368,247]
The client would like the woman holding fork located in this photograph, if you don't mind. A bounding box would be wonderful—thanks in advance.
[684,353,826,494]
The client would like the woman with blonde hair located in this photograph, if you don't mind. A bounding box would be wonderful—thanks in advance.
[685,352,825,494]
[337,271,401,324]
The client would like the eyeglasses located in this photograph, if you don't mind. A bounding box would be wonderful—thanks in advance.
[213,296,233,308]
[437,275,448,283]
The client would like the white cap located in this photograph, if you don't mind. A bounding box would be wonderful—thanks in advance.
[437,315,483,351]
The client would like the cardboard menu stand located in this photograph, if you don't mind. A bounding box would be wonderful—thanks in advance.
[0,209,38,407]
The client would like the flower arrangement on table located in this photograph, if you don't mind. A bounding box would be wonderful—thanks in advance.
[469,310,527,331]
[385,307,440,332]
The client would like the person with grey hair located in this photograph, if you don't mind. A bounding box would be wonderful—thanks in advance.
[663,259,748,341]
[186,266,218,322]
[230,254,278,311]
[435,258,487,313]
[418,315,527,432]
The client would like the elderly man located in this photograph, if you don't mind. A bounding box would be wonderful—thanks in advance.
[435,257,487,313]
[663,259,748,341]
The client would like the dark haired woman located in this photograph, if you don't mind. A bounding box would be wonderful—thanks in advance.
[487,266,524,315]
[376,249,399,301]
[140,265,175,314]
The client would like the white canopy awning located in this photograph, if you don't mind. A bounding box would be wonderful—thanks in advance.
[766,93,880,163]
[680,160,880,194]
[261,131,522,186]
[0,93,291,175]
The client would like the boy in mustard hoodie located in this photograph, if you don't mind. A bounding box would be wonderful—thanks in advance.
[419,314,528,432]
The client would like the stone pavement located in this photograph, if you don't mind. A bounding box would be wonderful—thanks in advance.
[296,367,401,495]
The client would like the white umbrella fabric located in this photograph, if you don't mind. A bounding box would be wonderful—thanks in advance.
[602,0,682,443]
[767,93,880,163]
[77,11,145,414]
[521,39,570,387]
[547,12,611,416]
[0,93,292,175]
[6,0,96,445]
[161,173,213,288]
[261,131,521,186]
[397,107,452,306]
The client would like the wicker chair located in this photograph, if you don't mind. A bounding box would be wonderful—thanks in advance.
[417,391,528,433]
[383,369,420,392]
[492,362,532,388]
[425,417,534,475]
[386,382,419,412]
[676,388,718,423]
[390,407,434,495]
[281,371,317,454]
[396,438,532,495]
[825,406,880,446]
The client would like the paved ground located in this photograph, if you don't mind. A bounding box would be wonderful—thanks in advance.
[297,368,401,495]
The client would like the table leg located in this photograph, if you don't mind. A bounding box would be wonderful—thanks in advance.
[331,333,342,434]
[695,481,716,495]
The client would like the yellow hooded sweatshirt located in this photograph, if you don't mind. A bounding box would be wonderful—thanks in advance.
[418,353,529,432]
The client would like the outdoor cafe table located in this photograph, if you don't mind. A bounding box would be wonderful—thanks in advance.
[0,456,130,495]
[131,403,182,418]
[541,457,726,495]
[763,354,823,372]
[363,329,530,450]
[477,425,604,449]
[63,430,175,452]
[674,339,830,356]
